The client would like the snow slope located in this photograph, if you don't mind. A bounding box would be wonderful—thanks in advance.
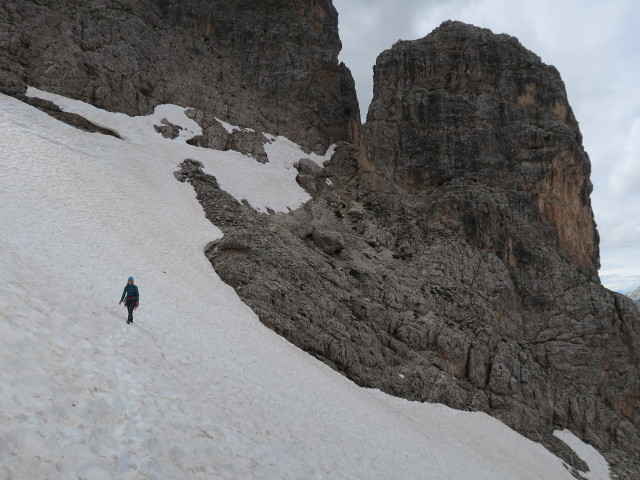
[554,430,610,480]
[0,90,608,479]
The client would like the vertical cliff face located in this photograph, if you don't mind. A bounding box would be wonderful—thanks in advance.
[364,21,599,276]
[0,0,359,151]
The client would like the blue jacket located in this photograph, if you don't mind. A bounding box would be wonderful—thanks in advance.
[120,284,139,303]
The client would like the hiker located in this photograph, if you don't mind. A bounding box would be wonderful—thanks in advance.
[119,276,139,324]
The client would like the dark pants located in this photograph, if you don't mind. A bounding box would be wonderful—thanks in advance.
[125,299,137,323]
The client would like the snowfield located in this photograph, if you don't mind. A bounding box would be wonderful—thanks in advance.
[0,90,609,479]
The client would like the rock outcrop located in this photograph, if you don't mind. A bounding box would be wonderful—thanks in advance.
[359,23,640,437]
[0,0,359,152]
[183,143,640,479]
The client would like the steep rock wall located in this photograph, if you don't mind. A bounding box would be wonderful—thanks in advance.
[0,0,359,151]
[364,21,599,277]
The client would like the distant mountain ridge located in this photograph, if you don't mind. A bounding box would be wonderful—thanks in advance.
[628,286,640,307]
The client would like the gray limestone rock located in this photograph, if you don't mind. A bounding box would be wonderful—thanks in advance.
[296,173,318,193]
[298,158,324,178]
[182,139,640,478]
[0,0,360,152]
[154,118,181,139]
[311,229,344,255]
[365,20,599,278]
[217,230,255,252]
[295,158,326,192]
[346,202,366,218]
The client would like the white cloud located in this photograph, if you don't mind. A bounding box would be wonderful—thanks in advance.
[334,0,640,292]
[599,246,640,293]
[609,117,640,195]
[592,190,640,249]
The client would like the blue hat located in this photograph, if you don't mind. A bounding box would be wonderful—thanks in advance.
[128,276,134,281]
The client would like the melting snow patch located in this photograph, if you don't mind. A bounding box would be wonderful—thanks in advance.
[262,135,335,170]
[24,87,333,213]
[27,87,202,145]
[553,430,610,480]
[214,116,241,134]
[213,117,256,135]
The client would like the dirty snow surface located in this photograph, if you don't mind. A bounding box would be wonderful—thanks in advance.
[0,90,608,479]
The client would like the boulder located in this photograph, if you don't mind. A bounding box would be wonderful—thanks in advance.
[311,229,345,255]
[298,158,324,178]
[296,173,317,193]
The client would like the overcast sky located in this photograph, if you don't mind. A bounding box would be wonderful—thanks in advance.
[333,0,640,293]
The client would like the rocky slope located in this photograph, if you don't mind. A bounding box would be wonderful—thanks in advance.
[2,3,639,478]
[184,151,639,478]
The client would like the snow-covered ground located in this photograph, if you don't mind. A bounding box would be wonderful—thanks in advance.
[0,90,609,479]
